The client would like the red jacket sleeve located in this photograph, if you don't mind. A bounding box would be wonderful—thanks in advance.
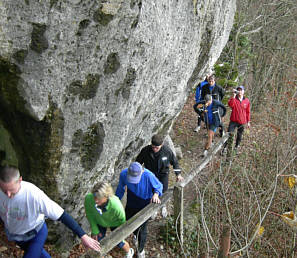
[228,97,236,108]
[246,100,250,122]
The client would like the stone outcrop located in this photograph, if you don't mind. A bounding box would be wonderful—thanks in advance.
[0,0,235,245]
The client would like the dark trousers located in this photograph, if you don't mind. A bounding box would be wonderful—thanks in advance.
[125,207,148,252]
[156,173,169,192]
[228,121,245,147]
[16,223,50,258]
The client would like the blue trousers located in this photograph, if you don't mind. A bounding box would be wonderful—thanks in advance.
[16,222,51,258]
[97,225,125,248]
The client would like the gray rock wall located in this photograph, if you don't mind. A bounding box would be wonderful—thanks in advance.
[0,0,235,244]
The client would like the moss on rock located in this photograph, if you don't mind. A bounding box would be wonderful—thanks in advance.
[76,19,91,36]
[115,67,136,99]
[67,74,100,100]
[71,122,105,170]
[104,53,120,75]
[93,7,114,26]
[12,49,28,64]
[30,23,49,54]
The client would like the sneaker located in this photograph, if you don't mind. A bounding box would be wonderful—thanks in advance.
[133,235,138,248]
[137,249,145,258]
[125,248,134,258]
[194,126,201,132]
[203,150,208,157]
[161,207,168,218]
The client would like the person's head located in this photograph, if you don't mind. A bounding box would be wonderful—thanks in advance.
[0,165,22,198]
[92,182,114,206]
[127,162,143,184]
[208,75,216,86]
[151,134,163,153]
[205,94,213,106]
[236,85,245,97]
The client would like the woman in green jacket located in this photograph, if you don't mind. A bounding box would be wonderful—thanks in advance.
[84,182,134,257]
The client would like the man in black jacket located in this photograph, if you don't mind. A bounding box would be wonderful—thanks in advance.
[201,74,225,101]
[136,134,183,217]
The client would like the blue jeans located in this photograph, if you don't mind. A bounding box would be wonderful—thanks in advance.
[16,222,50,258]
[97,225,125,248]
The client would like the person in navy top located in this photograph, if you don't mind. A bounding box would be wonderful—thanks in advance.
[193,76,209,132]
[116,162,162,258]
[197,94,226,157]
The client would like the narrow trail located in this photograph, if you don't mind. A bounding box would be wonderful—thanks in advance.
[0,92,229,258]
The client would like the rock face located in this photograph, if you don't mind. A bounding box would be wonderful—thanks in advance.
[0,0,235,244]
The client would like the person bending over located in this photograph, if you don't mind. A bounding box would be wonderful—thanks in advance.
[0,165,100,258]
[84,182,134,257]
[116,162,163,258]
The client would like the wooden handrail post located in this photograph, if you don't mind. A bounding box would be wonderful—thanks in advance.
[173,185,184,246]
[217,225,231,258]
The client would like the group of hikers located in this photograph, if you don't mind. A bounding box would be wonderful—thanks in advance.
[193,74,251,157]
[0,73,251,258]
[0,134,183,258]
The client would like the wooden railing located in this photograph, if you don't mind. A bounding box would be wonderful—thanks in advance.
[89,134,229,257]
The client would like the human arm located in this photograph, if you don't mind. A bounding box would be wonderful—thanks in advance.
[169,149,183,181]
[84,194,100,235]
[195,83,201,103]
[150,173,163,198]
[115,171,126,200]
[58,211,100,252]
[135,148,145,165]
[219,85,225,100]
[246,100,251,127]
[228,95,236,108]
[218,102,227,117]
[111,196,126,225]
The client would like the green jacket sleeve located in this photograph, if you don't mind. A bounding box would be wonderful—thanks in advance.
[84,193,100,235]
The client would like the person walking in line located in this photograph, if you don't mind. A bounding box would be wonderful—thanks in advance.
[197,94,226,157]
[115,162,163,258]
[136,134,183,218]
[193,76,209,132]
[201,74,226,136]
[84,182,134,257]
[223,85,251,154]
[0,165,100,258]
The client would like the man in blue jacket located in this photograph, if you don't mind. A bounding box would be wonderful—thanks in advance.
[193,76,209,132]
[200,75,225,136]
[197,94,226,157]
[116,162,162,258]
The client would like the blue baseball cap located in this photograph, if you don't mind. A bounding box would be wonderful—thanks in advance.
[127,162,143,184]
[237,85,245,91]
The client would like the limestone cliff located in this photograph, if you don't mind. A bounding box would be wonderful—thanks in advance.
[0,0,235,244]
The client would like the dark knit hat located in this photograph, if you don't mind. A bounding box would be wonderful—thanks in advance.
[151,134,163,146]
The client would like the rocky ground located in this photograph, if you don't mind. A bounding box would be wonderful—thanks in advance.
[0,92,236,258]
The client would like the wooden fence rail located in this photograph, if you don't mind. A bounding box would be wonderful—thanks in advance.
[88,134,229,257]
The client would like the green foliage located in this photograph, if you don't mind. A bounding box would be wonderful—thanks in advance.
[159,216,202,256]
[214,63,238,89]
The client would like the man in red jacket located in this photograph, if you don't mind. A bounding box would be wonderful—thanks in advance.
[225,85,250,151]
